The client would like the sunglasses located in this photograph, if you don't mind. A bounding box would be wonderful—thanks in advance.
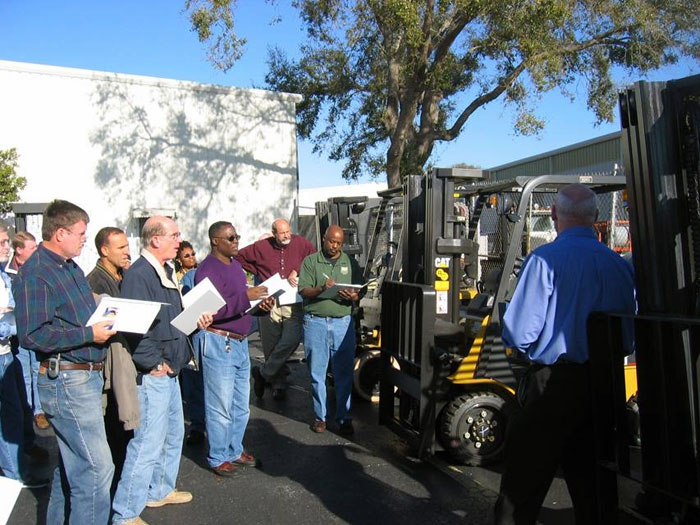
[181,253,196,258]
[215,235,241,242]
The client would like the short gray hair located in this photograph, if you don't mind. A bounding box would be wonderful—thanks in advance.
[141,218,167,246]
[554,185,597,222]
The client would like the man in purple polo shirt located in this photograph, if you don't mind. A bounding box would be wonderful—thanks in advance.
[236,219,315,400]
[193,221,272,477]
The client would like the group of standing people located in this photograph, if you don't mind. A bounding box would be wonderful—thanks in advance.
[0,199,365,524]
[1,182,635,524]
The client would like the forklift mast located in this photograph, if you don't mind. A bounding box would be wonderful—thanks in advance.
[403,168,485,324]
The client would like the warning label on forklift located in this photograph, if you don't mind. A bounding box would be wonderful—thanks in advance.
[436,291,448,314]
[435,267,450,291]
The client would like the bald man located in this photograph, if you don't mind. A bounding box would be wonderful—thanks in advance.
[112,217,212,524]
[236,218,314,400]
[298,225,364,436]
[494,184,636,524]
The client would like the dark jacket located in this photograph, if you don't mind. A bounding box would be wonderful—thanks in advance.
[86,260,122,297]
[120,250,189,375]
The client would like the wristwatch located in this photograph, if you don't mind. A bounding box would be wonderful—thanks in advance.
[156,363,163,372]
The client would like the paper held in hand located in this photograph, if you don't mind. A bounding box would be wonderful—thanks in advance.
[317,282,367,300]
[170,277,225,335]
[245,272,299,313]
[86,297,163,334]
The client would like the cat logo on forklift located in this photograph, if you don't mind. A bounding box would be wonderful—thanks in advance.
[435,258,450,292]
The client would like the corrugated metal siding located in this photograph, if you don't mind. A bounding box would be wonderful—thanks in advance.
[489,133,621,181]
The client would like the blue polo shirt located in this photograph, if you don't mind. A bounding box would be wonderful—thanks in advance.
[502,226,636,365]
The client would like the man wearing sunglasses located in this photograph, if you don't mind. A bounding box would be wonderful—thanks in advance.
[193,221,273,477]
[236,218,315,400]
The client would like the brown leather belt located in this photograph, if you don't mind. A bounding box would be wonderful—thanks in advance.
[205,326,246,341]
[39,360,104,374]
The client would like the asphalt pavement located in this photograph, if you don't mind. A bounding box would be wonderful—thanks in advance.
[9,333,625,524]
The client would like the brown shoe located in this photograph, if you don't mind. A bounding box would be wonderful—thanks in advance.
[233,452,260,468]
[145,489,192,508]
[34,413,50,430]
[310,420,326,433]
[212,461,240,477]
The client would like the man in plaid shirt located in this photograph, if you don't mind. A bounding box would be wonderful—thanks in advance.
[14,200,116,525]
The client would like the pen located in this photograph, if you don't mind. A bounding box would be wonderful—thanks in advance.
[322,273,330,280]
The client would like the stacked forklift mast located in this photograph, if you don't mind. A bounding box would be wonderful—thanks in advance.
[614,75,700,519]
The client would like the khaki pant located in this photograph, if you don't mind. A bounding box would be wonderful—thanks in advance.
[258,302,303,389]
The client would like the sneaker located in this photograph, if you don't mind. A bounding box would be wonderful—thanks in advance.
[310,420,326,433]
[252,366,266,398]
[145,489,193,508]
[21,474,50,489]
[338,421,354,436]
[233,451,260,468]
[34,413,50,430]
[212,461,240,477]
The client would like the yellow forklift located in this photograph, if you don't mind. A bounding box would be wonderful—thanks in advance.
[378,170,630,465]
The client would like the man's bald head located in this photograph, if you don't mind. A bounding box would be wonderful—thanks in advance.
[141,216,181,264]
[272,218,292,246]
[322,225,345,259]
[552,184,598,233]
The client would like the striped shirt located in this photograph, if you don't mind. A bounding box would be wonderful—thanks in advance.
[14,244,105,363]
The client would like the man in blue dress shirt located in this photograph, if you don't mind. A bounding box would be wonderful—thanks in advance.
[494,184,636,524]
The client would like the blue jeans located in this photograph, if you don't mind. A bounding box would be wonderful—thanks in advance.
[180,340,205,433]
[303,314,355,424]
[197,330,250,468]
[0,352,24,480]
[112,374,184,523]
[15,346,42,416]
[38,369,114,525]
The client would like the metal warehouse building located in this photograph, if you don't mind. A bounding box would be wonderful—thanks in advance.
[488,132,622,180]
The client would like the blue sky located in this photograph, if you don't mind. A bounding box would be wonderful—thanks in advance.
[2,0,697,188]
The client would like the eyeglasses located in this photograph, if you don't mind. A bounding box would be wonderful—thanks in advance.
[159,232,182,241]
[214,235,241,242]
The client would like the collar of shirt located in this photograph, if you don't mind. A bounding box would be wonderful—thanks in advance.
[555,226,597,242]
[140,249,180,292]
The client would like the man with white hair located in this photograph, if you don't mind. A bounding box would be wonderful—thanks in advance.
[236,218,315,400]
[494,184,636,524]
[112,216,212,525]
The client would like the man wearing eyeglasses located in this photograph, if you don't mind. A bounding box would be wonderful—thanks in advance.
[112,216,213,524]
[14,200,117,523]
[193,221,272,477]
[236,218,315,400]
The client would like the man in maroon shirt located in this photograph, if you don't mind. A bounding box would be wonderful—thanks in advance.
[236,219,315,400]
[194,221,272,477]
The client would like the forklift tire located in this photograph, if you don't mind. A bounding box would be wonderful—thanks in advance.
[439,391,514,466]
[353,350,398,403]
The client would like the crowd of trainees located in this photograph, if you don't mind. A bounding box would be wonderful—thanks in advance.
[1,183,636,525]
[0,201,365,525]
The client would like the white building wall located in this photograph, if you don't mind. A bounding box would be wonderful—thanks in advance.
[0,60,302,270]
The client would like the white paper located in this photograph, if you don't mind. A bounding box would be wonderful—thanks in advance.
[317,283,365,300]
[245,273,290,313]
[171,277,226,335]
[0,476,23,525]
[86,297,162,334]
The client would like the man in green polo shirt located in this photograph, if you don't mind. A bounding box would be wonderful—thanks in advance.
[298,225,363,436]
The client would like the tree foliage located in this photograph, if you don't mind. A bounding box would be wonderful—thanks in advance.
[0,148,26,215]
[188,0,699,187]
